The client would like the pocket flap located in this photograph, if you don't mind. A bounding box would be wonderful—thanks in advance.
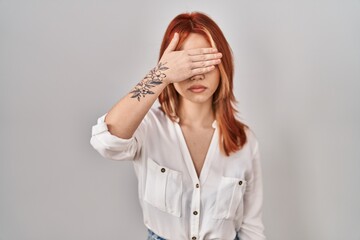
[144,157,183,217]
[213,176,246,220]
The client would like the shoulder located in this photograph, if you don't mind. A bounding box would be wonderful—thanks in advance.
[147,106,166,120]
[144,106,169,126]
[148,106,166,117]
[244,125,260,157]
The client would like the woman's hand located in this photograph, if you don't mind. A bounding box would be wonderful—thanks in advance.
[158,32,223,84]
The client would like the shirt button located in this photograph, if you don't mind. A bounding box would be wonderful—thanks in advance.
[193,210,198,215]
[238,180,243,185]
[195,183,199,188]
[192,237,197,240]
[161,168,166,173]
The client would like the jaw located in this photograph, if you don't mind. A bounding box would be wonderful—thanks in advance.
[178,93,214,106]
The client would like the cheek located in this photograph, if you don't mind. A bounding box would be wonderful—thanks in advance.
[173,82,186,94]
[214,79,220,90]
[207,68,221,89]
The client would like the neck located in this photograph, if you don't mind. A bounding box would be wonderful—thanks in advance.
[177,97,215,129]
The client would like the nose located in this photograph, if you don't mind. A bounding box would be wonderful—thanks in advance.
[190,74,205,81]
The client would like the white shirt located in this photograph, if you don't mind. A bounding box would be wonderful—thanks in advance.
[90,106,266,240]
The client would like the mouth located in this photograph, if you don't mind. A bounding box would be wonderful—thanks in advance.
[188,85,207,93]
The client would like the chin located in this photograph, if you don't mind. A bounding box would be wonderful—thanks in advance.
[183,94,212,104]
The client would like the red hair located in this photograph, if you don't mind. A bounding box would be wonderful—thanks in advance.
[157,11,249,156]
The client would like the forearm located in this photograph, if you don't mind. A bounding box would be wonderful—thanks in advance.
[105,62,170,139]
[104,31,222,140]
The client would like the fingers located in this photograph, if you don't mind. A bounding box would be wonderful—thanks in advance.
[187,48,223,74]
[189,52,223,62]
[164,32,179,53]
[190,58,221,69]
[191,65,217,75]
[187,47,218,55]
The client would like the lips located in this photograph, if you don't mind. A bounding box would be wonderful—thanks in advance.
[188,84,207,90]
[188,84,207,93]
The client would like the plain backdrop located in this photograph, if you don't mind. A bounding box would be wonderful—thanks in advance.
[1,0,359,239]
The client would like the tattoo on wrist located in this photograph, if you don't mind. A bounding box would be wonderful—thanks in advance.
[130,62,169,101]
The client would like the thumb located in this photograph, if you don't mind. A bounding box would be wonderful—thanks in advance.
[164,32,179,53]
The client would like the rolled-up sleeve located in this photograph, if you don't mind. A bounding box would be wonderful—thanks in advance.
[90,112,148,161]
[237,140,266,240]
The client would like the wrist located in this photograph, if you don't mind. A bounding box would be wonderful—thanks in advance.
[162,76,172,85]
[153,61,171,85]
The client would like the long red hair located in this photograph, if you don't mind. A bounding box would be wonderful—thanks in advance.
[157,11,249,156]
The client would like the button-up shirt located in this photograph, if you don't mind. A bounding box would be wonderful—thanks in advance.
[90,107,266,240]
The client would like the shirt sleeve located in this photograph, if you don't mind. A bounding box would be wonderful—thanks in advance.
[237,140,266,240]
[90,111,149,161]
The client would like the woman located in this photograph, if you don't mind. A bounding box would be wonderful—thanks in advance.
[90,11,266,240]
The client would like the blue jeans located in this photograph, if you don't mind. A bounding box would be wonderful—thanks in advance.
[147,228,166,240]
[147,228,240,240]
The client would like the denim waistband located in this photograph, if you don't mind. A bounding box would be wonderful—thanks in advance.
[147,228,167,240]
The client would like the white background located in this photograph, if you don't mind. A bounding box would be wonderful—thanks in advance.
[1,0,359,239]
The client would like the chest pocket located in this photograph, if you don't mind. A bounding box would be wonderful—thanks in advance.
[212,176,247,220]
[143,157,183,217]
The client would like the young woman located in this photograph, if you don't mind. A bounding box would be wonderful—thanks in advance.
[90,11,266,240]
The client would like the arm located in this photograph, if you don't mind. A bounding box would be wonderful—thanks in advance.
[90,32,222,160]
[102,32,222,139]
[237,141,266,240]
